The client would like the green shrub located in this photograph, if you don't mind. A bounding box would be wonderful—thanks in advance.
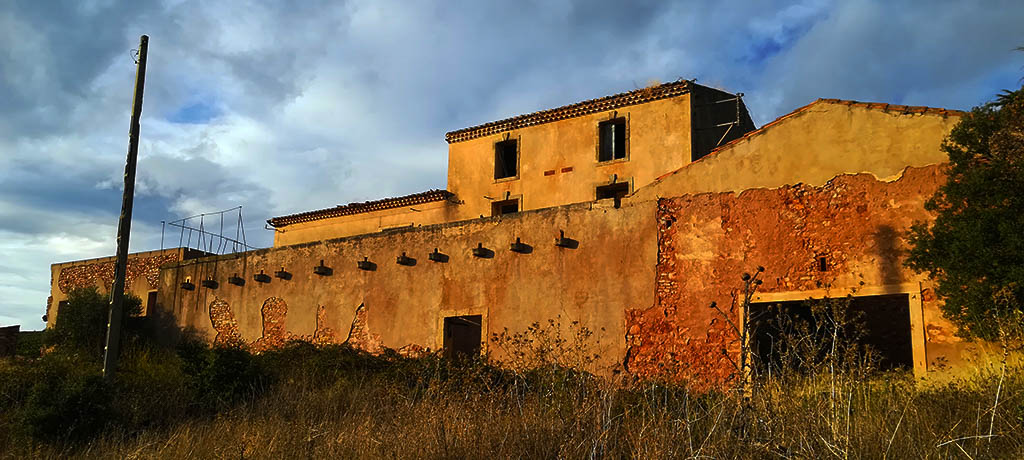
[110,344,191,432]
[15,331,45,358]
[46,287,141,357]
[176,341,270,412]
[16,354,111,442]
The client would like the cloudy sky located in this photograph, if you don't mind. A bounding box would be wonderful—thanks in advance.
[1,0,1022,330]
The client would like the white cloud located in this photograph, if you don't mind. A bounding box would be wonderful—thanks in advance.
[1,0,1022,329]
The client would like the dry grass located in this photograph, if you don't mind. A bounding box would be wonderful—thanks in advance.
[3,321,1023,459]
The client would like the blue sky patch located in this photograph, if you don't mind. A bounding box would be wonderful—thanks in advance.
[168,100,221,124]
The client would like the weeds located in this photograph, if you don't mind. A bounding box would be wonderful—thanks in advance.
[1,313,1022,459]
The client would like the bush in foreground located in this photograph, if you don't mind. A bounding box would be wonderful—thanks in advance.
[1,327,1022,458]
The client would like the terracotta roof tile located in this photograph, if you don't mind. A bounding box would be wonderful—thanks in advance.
[268,189,454,227]
[445,80,694,144]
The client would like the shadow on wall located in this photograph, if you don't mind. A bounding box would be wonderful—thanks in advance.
[875,225,903,285]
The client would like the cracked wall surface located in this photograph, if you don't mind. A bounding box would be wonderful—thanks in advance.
[627,165,966,385]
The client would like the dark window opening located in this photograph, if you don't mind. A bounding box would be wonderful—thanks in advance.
[146,291,158,314]
[596,182,629,200]
[818,257,828,272]
[749,293,913,373]
[491,199,519,216]
[443,315,482,358]
[596,182,629,208]
[494,139,518,179]
[598,118,627,162]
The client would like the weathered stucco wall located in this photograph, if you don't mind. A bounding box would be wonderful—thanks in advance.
[632,101,962,202]
[47,248,190,328]
[628,165,970,385]
[272,200,458,247]
[446,95,693,221]
[156,200,658,370]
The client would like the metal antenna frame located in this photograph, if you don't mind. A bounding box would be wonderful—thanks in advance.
[160,205,256,255]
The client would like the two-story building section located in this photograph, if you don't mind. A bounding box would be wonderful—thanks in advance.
[266,80,754,246]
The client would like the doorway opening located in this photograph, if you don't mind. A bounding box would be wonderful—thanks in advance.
[443,315,482,358]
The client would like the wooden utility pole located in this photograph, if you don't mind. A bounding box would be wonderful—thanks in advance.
[103,35,148,380]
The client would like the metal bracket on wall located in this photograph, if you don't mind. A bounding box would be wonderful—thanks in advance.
[555,230,579,249]
[357,257,377,271]
[253,270,272,283]
[314,260,333,276]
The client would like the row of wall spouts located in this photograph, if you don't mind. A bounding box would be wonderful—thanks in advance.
[180,230,580,290]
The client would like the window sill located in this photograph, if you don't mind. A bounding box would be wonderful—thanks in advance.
[596,158,629,166]
[493,176,520,184]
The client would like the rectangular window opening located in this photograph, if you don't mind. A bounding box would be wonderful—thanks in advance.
[491,199,519,217]
[494,139,518,179]
[596,182,629,201]
[598,118,627,162]
[443,315,482,358]
[749,293,913,373]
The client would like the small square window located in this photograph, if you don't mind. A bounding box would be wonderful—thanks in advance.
[491,199,519,216]
[494,139,518,179]
[598,118,627,162]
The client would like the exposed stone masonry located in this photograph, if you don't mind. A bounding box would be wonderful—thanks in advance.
[626,165,946,385]
[57,253,179,294]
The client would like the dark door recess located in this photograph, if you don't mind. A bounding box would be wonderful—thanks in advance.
[749,293,913,371]
[443,315,482,358]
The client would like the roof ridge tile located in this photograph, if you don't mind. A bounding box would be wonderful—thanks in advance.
[445,80,694,144]
[268,189,454,227]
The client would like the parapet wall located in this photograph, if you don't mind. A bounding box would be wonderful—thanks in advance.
[156,199,658,370]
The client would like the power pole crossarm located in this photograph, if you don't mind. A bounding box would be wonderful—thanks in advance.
[103,34,148,380]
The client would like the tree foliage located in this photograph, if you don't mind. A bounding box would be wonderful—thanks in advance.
[906,85,1024,341]
[46,287,141,356]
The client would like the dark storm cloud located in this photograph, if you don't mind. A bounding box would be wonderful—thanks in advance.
[2,0,1023,330]
[0,1,160,138]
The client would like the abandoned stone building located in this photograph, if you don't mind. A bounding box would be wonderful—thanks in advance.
[49,80,987,384]
[44,247,207,328]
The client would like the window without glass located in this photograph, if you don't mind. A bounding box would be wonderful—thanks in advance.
[494,139,518,179]
[598,118,627,162]
[596,182,629,208]
[491,199,519,216]
[596,182,629,200]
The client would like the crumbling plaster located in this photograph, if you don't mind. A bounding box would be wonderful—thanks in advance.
[156,199,656,370]
[628,165,966,385]
[47,248,187,327]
